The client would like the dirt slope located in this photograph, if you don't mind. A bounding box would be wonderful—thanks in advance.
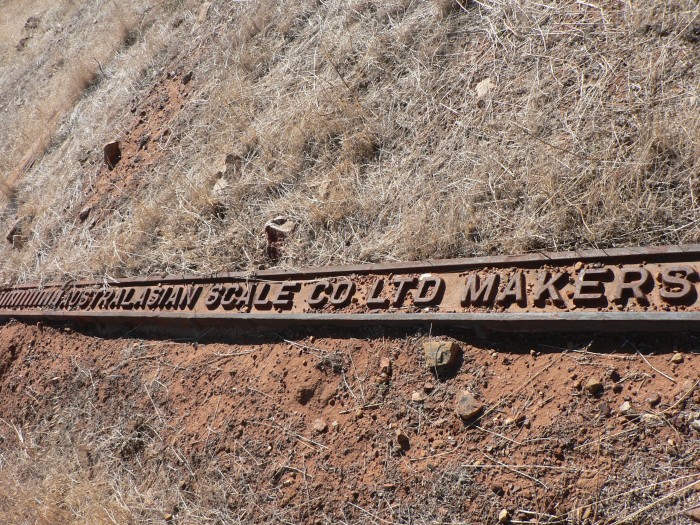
[0,320,697,523]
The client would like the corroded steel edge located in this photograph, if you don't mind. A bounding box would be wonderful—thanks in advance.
[2,244,700,332]
[0,311,699,332]
[7,243,700,290]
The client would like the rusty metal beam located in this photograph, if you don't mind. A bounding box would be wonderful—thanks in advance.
[3,244,700,332]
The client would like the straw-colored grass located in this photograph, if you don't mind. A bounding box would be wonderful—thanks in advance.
[0,0,697,283]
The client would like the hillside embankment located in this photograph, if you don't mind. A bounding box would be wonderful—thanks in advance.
[0,320,698,523]
[0,0,699,523]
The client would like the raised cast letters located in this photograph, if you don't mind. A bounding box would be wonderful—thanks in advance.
[659,266,697,302]
[612,267,651,304]
[497,271,526,307]
[414,276,444,306]
[4,257,700,321]
[461,274,499,307]
[329,281,355,307]
[391,277,416,307]
[573,268,611,305]
[367,279,389,308]
[308,280,330,308]
[533,271,566,306]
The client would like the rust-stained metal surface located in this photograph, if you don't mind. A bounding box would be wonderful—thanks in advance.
[3,244,700,331]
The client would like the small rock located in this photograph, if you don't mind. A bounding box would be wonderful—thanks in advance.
[423,341,460,370]
[504,414,526,427]
[6,218,24,246]
[411,391,425,403]
[395,430,410,451]
[455,390,483,421]
[265,216,296,260]
[78,206,92,222]
[163,513,173,522]
[475,77,495,100]
[103,141,121,170]
[423,381,435,393]
[641,413,663,426]
[212,177,229,198]
[607,369,621,382]
[599,402,611,417]
[584,378,604,396]
[312,419,328,433]
[682,379,697,395]
[646,392,661,407]
[671,352,684,364]
[498,508,510,523]
[331,420,339,432]
[619,401,633,416]
[379,357,392,376]
[686,507,700,523]
[182,71,193,85]
[24,15,41,30]
[612,383,623,394]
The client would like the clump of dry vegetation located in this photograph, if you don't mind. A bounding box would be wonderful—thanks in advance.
[0,0,697,283]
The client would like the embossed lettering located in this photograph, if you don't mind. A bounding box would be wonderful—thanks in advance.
[461,274,499,307]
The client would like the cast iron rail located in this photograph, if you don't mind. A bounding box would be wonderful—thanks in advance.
[2,244,700,331]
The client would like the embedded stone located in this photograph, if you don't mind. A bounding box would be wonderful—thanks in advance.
[312,418,328,433]
[103,141,121,170]
[395,430,410,451]
[265,216,296,260]
[584,378,604,396]
[455,390,482,421]
[423,341,459,370]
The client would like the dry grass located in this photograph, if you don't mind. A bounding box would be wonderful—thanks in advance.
[0,0,696,282]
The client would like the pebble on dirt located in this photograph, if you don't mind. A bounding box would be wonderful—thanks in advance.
[103,140,121,170]
[379,357,392,376]
[423,341,460,370]
[619,401,634,417]
[646,392,661,407]
[395,429,410,451]
[671,352,684,364]
[584,378,604,395]
[265,216,296,260]
[312,418,328,433]
[411,391,425,402]
[498,509,510,523]
[455,390,483,421]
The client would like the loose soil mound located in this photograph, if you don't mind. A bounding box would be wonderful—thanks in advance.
[0,320,697,523]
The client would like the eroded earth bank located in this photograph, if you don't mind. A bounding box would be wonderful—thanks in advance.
[0,320,697,524]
